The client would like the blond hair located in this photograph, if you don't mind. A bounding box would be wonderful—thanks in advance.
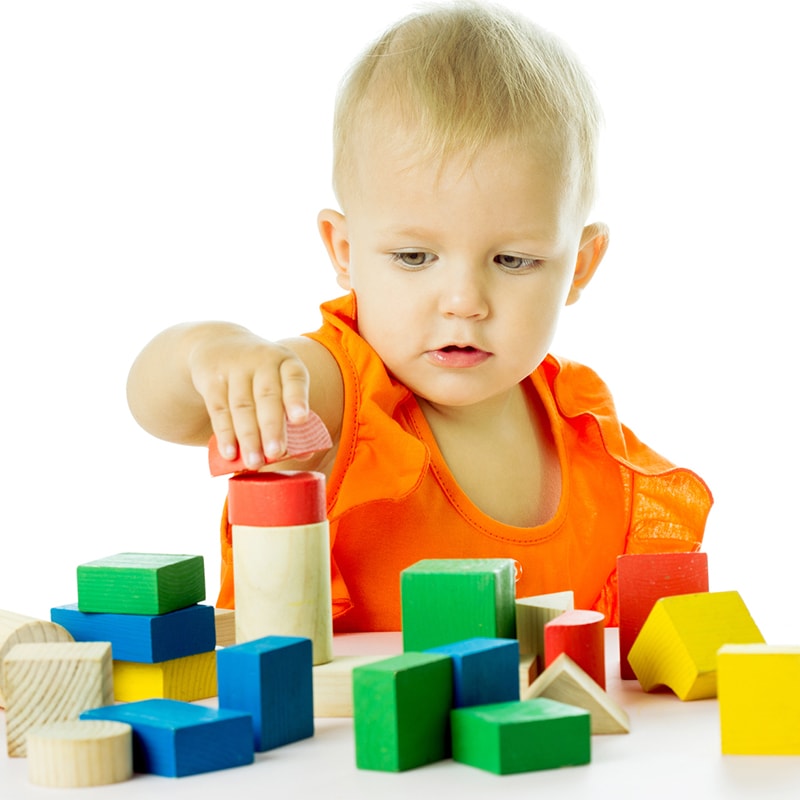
[332,2,601,214]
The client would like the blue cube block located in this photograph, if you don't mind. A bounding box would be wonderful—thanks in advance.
[427,637,520,707]
[81,699,253,777]
[51,603,216,663]
[217,636,313,751]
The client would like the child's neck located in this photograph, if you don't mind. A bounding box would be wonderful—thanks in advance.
[416,384,560,528]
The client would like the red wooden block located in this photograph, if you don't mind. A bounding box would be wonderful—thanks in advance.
[617,552,708,680]
[227,471,326,527]
[208,411,332,476]
[544,610,605,690]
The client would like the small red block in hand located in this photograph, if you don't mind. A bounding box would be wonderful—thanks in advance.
[208,411,332,476]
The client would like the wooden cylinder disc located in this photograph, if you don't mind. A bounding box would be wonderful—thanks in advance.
[26,719,133,788]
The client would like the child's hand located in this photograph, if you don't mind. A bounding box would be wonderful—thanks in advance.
[188,330,311,470]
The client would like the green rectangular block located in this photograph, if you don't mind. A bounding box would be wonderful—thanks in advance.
[401,559,517,651]
[77,553,205,615]
[451,698,591,775]
[352,652,453,772]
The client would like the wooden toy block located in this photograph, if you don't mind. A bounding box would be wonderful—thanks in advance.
[3,641,113,757]
[544,609,606,690]
[81,698,254,777]
[215,607,236,647]
[628,590,765,700]
[113,650,217,702]
[618,552,709,679]
[515,591,574,667]
[352,652,453,771]
[313,654,393,717]
[400,559,517,652]
[77,553,205,615]
[217,636,314,751]
[718,644,800,754]
[50,603,215,663]
[451,697,591,775]
[0,608,74,708]
[427,637,520,708]
[208,410,332,475]
[26,720,133,788]
[229,471,333,665]
[519,653,538,693]
[523,653,630,735]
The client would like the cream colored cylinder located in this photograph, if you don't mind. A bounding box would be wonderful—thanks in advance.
[233,520,333,665]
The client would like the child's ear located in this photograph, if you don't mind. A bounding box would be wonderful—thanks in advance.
[318,209,352,290]
[566,222,609,305]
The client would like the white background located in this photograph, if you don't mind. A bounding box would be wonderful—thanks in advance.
[1,1,797,641]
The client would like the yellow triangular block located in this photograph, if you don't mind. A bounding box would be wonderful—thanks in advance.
[628,591,764,701]
[522,652,630,735]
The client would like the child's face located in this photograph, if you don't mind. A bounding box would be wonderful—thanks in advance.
[319,136,605,411]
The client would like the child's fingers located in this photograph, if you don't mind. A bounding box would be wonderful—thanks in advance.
[279,357,310,423]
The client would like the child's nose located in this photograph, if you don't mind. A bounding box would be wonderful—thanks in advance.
[437,265,489,320]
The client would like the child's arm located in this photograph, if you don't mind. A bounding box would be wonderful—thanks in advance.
[126,322,343,470]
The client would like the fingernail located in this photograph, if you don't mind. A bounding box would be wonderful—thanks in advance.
[245,451,264,469]
[287,405,308,423]
[264,441,283,460]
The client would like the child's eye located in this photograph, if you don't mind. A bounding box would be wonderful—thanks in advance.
[495,254,542,272]
[392,251,435,269]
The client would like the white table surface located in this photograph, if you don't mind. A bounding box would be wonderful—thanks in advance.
[2,629,799,798]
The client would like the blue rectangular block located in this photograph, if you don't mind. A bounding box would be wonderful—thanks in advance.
[217,636,313,751]
[81,698,253,777]
[51,603,216,663]
[427,637,520,708]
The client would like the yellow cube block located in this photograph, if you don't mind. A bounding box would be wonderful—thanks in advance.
[718,644,800,755]
[113,651,217,702]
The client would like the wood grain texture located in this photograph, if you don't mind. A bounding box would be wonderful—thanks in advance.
[112,650,217,702]
[26,719,133,788]
[3,641,113,757]
[0,609,74,708]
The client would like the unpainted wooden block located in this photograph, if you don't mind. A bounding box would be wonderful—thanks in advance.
[427,637,519,708]
[312,654,393,717]
[544,609,606,690]
[3,641,113,757]
[27,719,133,788]
[214,607,236,648]
[77,553,205,615]
[523,653,630,734]
[718,644,800,754]
[400,559,517,652]
[51,603,215,663]
[353,652,453,771]
[617,552,709,679]
[628,591,765,700]
[0,608,74,708]
[451,697,591,774]
[515,591,574,665]
[112,650,217,702]
[81,698,254,777]
[217,636,313,751]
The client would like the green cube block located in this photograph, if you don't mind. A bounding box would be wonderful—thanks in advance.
[401,559,517,651]
[451,698,591,775]
[352,652,453,772]
[77,553,205,615]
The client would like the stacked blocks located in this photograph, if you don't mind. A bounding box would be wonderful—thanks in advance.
[54,552,217,702]
[81,699,254,777]
[628,590,765,700]
[3,641,113,757]
[617,552,709,679]
[401,559,517,651]
[718,644,800,755]
[451,697,590,775]
[515,591,574,670]
[352,652,453,771]
[427,637,519,708]
[217,635,314,751]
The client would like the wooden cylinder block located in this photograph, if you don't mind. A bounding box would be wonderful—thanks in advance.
[27,720,133,788]
[230,471,333,665]
[544,610,606,690]
[0,609,74,708]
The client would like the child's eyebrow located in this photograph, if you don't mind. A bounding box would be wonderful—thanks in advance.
[380,223,560,252]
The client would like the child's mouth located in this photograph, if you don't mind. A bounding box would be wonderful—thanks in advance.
[428,345,491,367]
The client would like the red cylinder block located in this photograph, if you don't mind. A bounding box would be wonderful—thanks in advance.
[544,610,606,689]
[227,471,326,527]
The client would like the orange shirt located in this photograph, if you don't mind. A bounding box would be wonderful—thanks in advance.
[217,293,712,629]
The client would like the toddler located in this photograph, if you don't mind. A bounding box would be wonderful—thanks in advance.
[127,2,712,630]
